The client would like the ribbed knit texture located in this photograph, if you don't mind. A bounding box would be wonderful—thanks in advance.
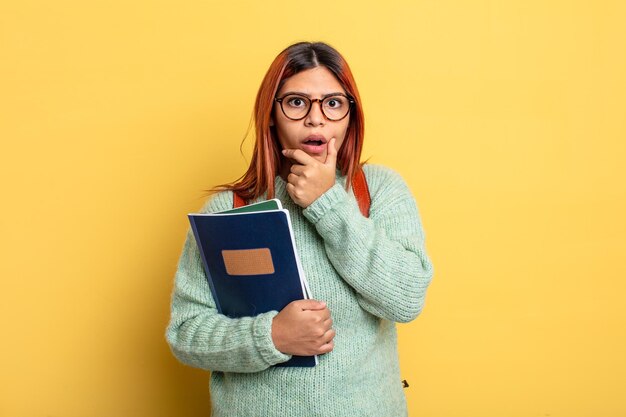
[166,163,434,417]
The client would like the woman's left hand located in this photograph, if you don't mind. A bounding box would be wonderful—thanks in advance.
[282,138,337,208]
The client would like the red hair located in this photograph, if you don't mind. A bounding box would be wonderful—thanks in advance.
[211,42,365,201]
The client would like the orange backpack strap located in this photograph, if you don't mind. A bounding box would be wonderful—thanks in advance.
[232,169,371,218]
[352,167,371,218]
[233,192,246,209]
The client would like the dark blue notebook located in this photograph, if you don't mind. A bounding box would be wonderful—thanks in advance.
[188,207,316,367]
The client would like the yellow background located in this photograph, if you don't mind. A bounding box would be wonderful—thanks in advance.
[1,1,625,416]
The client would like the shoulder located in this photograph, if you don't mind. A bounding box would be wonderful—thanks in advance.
[360,163,419,216]
[361,163,411,196]
[362,163,405,181]
[199,189,234,214]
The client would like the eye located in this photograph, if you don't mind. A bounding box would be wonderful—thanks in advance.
[286,96,308,108]
[325,97,345,108]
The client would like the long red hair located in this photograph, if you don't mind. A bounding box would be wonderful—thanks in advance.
[211,42,365,201]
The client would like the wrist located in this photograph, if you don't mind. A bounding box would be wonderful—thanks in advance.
[253,311,291,365]
[302,182,347,224]
[270,316,286,353]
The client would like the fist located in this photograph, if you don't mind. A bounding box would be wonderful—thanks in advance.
[271,299,335,356]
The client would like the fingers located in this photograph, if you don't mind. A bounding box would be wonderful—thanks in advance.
[314,313,334,354]
[317,329,336,354]
[323,328,336,344]
[319,309,332,322]
[318,340,335,354]
[282,300,336,355]
[290,164,306,176]
[287,172,299,185]
[282,148,315,165]
[324,137,337,167]
[274,299,336,356]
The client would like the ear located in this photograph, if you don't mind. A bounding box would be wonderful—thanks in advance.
[269,117,275,127]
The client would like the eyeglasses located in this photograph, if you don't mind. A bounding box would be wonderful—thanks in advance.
[274,93,354,121]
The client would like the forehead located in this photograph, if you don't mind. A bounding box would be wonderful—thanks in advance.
[278,66,346,96]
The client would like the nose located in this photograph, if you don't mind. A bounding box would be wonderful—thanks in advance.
[304,99,325,126]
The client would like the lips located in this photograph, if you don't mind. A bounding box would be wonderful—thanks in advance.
[302,135,327,146]
[301,135,327,154]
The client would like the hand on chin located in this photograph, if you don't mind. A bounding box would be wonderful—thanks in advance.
[281,138,338,208]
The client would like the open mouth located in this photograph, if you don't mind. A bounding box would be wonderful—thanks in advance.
[301,136,327,154]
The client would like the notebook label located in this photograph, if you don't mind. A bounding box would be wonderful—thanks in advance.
[221,248,275,276]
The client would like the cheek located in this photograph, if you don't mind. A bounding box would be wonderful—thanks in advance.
[272,110,287,139]
[274,121,300,149]
[275,124,291,140]
[336,122,350,143]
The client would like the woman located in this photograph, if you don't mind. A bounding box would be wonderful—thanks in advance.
[166,41,434,417]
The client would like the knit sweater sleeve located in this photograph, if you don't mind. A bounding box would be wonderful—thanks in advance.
[302,164,434,323]
[165,192,292,372]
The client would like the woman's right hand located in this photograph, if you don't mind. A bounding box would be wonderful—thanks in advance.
[271,299,335,356]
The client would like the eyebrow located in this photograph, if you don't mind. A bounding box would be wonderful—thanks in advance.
[279,91,347,99]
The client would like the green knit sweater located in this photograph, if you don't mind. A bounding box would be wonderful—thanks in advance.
[166,163,434,417]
